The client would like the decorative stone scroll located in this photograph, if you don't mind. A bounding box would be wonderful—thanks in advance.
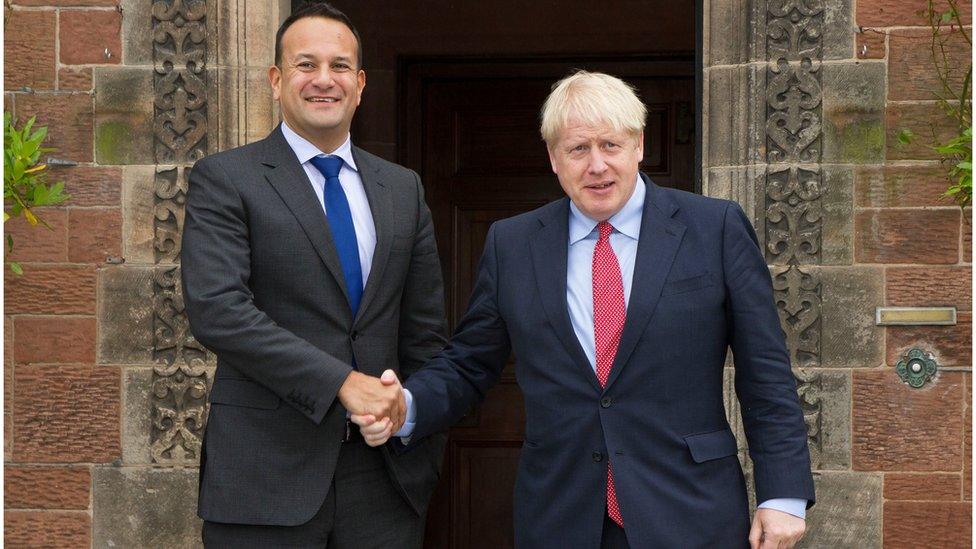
[152,0,208,164]
[765,0,825,455]
[150,0,210,464]
[154,166,188,263]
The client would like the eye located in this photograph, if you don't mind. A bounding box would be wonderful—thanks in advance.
[572,144,587,152]
[332,63,351,71]
[297,62,315,70]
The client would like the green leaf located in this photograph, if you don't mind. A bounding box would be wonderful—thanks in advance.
[9,262,23,276]
[941,10,953,23]
[897,128,914,145]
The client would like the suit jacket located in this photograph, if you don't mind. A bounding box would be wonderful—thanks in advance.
[181,125,448,526]
[404,175,815,548]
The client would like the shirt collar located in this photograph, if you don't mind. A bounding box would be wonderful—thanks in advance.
[281,121,359,172]
[568,175,645,245]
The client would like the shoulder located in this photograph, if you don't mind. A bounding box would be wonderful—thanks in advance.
[491,199,567,237]
[191,137,269,178]
[352,146,419,186]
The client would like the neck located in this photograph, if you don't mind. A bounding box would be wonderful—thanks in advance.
[282,116,348,154]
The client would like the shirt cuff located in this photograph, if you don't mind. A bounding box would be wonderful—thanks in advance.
[757,498,807,519]
[395,388,416,439]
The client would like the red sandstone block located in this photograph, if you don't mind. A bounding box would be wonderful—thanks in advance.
[858,0,972,27]
[48,166,122,207]
[59,9,122,65]
[889,29,971,101]
[5,466,91,509]
[855,208,960,264]
[965,375,972,500]
[884,473,961,500]
[886,102,961,162]
[4,264,96,315]
[13,0,116,5]
[14,93,94,163]
[13,316,96,364]
[853,370,964,471]
[12,364,120,463]
[963,208,971,263]
[883,501,971,547]
[886,266,972,310]
[3,10,56,90]
[856,31,886,59]
[4,209,68,263]
[58,67,93,92]
[68,208,122,263]
[887,312,972,368]
[855,165,955,208]
[4,511,90,548]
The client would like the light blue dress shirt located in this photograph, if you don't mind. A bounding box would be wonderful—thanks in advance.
[399,176,805,519]
[280,121,376,283]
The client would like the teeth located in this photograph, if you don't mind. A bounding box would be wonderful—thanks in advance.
[308,98,338,102]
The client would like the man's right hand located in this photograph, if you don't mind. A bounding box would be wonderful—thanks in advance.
[350,369,404,446]
[337,370,404,428]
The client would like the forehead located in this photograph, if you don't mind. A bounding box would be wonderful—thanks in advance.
[281,17,357,58]
[557,119,632,143]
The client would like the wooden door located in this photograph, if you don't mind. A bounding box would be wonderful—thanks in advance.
[401,58,694,548]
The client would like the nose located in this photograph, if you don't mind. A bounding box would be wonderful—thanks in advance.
[587,150,608,174]
[311,66,337,89]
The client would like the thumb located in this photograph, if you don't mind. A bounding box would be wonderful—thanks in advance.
[380,369,400,386]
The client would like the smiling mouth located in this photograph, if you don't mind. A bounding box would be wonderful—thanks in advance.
[586,181,614,190]
[306,97,339,103]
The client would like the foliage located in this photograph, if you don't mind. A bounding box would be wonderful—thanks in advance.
[3,112,70,274]
[921,0,972,206]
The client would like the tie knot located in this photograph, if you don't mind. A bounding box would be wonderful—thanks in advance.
[597,221,614,240]
[310,155,344,179]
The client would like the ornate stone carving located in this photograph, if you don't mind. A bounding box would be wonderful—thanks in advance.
[764,1,826,453]
[150,267,209,464]
[152,0,208,164]
[765,165,824,264]
[154,167,188,263]
[150,0,209,464]
[772,265,822,369]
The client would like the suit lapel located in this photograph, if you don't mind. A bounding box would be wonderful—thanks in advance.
[351,147,393,326]
[605,177,685,390]
[530,200,602,393]
[260,127,350,303]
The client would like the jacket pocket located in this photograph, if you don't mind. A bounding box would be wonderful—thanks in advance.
[209,378,281,410]
[662,272,714,296]
[683,428,738,463]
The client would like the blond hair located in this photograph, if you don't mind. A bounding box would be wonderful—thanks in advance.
[539,71,647,146]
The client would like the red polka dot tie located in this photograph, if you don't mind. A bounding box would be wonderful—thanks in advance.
[593,221,625,528]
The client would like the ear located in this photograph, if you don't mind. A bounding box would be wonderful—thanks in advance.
[634,130,644,158]
[355,69,366,106]
[269,65,282,101]
[547,145,559,175]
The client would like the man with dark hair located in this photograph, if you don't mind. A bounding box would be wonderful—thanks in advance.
[181,2,447,546]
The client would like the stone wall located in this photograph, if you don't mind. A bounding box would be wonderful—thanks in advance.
[4,0,282,546]
[3,0,972,547]
[704,0,972,547]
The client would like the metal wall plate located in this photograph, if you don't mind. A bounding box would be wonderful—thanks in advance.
[875,307,956,326]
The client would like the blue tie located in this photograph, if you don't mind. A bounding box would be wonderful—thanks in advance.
[309,155,363,317]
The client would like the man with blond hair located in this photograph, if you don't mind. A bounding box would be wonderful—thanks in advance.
[356,71,815,548]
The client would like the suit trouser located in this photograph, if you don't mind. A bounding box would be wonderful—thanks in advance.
[202,437,425,548]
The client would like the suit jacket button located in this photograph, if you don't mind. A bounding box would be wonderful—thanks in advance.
[601,396,612,408]
[350,331,359,341]
[592,451,603,462]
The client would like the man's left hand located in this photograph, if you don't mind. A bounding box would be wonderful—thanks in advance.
[749,508,805,549]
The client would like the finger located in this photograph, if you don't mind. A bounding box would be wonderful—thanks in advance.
[350,414,376,426]
[364,422,394,446]
[748,517,762,549]
[380,369,399,386]
[361,417,391,435]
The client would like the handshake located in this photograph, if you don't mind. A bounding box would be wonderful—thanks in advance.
[337,369,407,447]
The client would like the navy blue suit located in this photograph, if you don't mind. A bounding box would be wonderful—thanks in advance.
[403,176,815,548]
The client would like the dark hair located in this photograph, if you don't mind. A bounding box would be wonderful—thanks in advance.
[275,2,364,69]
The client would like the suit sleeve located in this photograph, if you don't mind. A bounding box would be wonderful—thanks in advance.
[181,156,353,424]
[402,223,512,442]
[723,201,816,507]
[397,172,449,380]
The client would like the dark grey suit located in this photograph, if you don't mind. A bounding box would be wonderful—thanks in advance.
[181,126,447,534]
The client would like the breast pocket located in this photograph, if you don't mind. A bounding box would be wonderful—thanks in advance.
[661,272,715,296]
